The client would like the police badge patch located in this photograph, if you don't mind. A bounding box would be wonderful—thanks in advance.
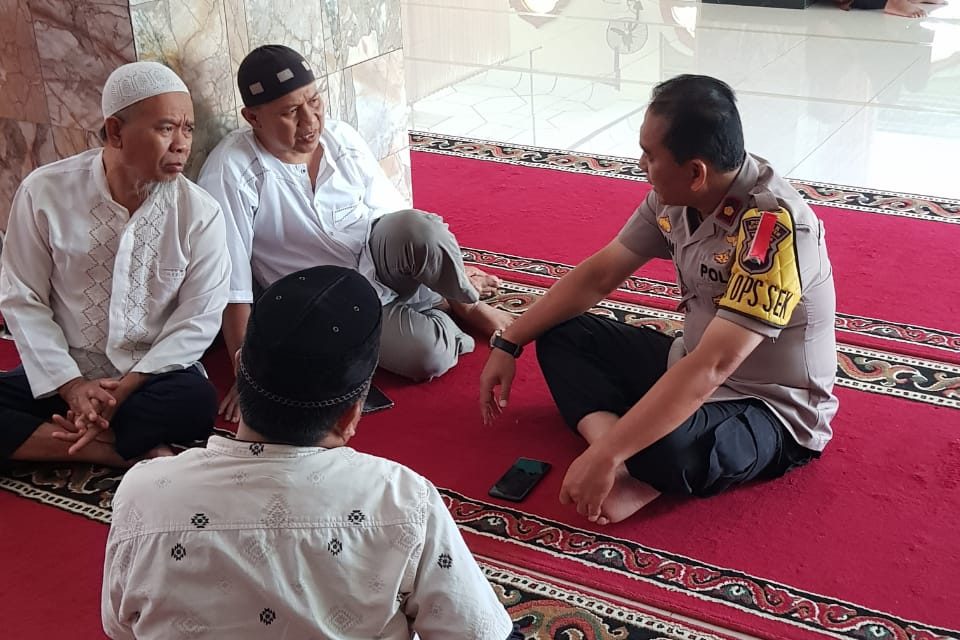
[719,207,802,328]
[657,216,672,234]
[740,212,792,275]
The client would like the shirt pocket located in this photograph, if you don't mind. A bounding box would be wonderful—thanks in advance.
[157,264,187,285]
[332,196,367,228]
[145,263,186,317]
[687,246,735,308]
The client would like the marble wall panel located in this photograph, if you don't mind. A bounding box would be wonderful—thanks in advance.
[0,118,100,229]
[350,49,408,161]
[0,0,411,213]
[244,0,327,79]
[0,0,48,123]
[222,0,250,122]
[29,0,136,131]
[332,0,402,70]
[130,0,237,177]
[320,0,343,74]
[326,68,358,130]
[379,145,411,206]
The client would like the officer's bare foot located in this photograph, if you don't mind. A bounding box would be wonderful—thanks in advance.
[884,0,926,17]
[465,265,501,298]
[595,471,661,525]
[449,300,514,337]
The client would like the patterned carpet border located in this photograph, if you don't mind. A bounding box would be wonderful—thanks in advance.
[411,131,960,224]
[0,476,112,522]
[7,458,955,640]
[467,247,960,357]
[481,562,733,640]
[490,280,960,410]
[446,490,960,640]
[0,472,730,639]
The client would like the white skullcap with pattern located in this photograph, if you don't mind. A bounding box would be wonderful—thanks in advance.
[101,61,189,119]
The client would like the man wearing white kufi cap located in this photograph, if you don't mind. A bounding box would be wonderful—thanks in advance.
[0,61,231,466]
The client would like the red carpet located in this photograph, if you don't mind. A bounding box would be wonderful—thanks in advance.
[400,147,960,639]
[2,140,959,640]
[0,491,106,638]
[418,152,960,363]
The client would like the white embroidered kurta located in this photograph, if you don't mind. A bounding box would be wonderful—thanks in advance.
[197,120,409,305]
[0,148,231,398]
[102,436,515,639]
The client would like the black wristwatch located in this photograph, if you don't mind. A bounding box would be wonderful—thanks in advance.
[490,329,523,358]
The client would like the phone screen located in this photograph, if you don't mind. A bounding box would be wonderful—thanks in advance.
[489,458,551,502]
[362,385,394,414]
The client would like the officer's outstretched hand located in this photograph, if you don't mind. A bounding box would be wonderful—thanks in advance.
[480,348,516,425]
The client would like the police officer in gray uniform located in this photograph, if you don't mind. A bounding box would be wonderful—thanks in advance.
[479,75,838,525]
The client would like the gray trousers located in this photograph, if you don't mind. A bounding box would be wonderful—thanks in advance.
[369,210,479,381]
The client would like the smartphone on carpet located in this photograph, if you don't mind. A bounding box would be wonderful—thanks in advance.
[362,385,394,414]
[489,458,551,502]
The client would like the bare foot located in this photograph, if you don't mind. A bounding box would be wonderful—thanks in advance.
[465,265,501,299]
[449,300,514,337]
[595,470,661,525]
[884,0,926,17]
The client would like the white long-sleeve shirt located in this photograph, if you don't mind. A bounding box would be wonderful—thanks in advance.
[102,436,515,639]
[0,148,231,397]
[197,120,409,304]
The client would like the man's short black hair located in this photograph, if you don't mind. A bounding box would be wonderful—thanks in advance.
[647,75,745,172]
[237,380,369,446]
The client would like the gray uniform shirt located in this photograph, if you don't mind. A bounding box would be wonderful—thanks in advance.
[618,154,838,452]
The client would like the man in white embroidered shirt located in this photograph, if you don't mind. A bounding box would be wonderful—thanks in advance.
[102,265,520,639]
[0,62,230,467]
[199,45,512,421]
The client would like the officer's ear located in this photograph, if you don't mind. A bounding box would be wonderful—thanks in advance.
[688,159,709,192]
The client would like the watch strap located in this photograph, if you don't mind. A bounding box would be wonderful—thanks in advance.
[491,333,523,358]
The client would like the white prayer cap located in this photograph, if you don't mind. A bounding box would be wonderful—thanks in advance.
[101,61,190,119]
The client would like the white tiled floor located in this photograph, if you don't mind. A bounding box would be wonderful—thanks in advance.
[401,0,960,199]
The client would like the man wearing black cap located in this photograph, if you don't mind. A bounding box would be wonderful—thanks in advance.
[102,265,519,639]
[199,44,512,421]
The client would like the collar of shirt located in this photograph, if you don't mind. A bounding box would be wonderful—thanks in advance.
[206,434,333,459]
[92,149,114,202]
[90,148,169,217]
[682,154,761,242]
[248,133,336,195]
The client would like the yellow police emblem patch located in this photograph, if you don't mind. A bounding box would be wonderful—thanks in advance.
[657,216,672,234]
[719,207,801,328]
[714,251,731,265]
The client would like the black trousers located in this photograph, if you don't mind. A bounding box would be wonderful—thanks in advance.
[0,365,217,460]
[536,314,817,497]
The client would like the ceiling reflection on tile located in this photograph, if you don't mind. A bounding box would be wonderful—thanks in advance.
[402,0,960,198]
